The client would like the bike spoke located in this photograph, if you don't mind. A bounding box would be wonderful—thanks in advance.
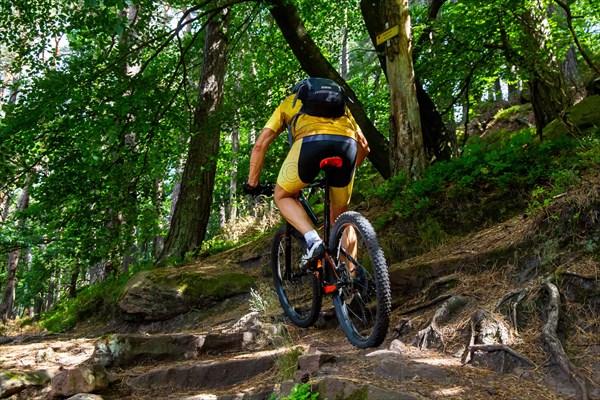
[330,212,391,348]
[271,226,322,328]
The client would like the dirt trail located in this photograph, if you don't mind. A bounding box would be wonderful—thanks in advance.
[2,182,599,399]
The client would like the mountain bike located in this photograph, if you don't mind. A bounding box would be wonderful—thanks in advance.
[251,157,391,349]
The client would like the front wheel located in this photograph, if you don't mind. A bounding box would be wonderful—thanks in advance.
[329,211,391,348]
[271,225,322,328]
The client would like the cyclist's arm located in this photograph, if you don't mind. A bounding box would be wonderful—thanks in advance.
[356,130,370,167]
[248,127,279,187]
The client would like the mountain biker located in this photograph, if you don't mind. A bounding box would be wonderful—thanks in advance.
[244,78,370,267]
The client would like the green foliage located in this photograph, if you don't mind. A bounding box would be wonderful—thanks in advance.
[372,126,599,226]
[417,217,447,251]
[38,262,153,332]
[1,0,599,325]
[273,383,320,400]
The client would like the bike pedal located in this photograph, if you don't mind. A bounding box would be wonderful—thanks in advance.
[336,262,347,273]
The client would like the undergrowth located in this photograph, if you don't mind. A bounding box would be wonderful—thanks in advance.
[27,262,154,333]
[370,127,599,230]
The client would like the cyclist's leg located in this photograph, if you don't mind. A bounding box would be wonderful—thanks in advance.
[275,138,314,236]
[330,184,357,264]
[274,185,312,235]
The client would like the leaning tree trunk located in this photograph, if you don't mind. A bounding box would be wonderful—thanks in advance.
[267,0,391,179]
[499,1,572,139]
[157,8,230,264]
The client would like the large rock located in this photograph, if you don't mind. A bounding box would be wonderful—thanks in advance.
[129,356,275,390]
[50,364,108,398]
[118,267,254,320]
[543,95,600,138]
[92,328,265,367]
[317,377,420,400]
[92,334,204,367]
[0,370,52,399]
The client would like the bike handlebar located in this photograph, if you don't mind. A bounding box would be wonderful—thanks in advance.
[243,182,275,196]
[243,178,327,198]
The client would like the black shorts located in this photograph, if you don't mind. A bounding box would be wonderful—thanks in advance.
[277,134,358,205]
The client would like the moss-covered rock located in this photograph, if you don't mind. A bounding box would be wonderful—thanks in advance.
[118,266,254,321]
[0,370,51,399]
[544,95,600,138]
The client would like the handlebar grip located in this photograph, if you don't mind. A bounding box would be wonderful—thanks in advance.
[243,182,274,196]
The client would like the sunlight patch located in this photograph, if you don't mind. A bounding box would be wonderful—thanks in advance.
[432,386,466,396]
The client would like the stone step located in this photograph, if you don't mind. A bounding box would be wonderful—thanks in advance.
[92,313,283,367]
[128,353,277,391]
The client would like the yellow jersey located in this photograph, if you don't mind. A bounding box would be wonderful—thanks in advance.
[263,94,361,142]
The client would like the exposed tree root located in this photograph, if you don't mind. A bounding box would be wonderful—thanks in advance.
[542,279,590,400]
[495,287,530,333]
[395,294,452,315]
[415,295,469,351]
[560,271,597,281]
[464,344,535,368]
[415,321,443,351]
[461,309,513,365]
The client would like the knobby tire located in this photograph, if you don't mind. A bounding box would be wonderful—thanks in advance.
[329,211,391,348]
[271,226,322,328]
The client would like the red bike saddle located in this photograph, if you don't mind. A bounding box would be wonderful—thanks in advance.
[320,157,343,169]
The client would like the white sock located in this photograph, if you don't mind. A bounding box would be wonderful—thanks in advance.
[304,230,321,247]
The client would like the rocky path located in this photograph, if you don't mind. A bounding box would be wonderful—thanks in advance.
[0,307,580,400]
[2,186,600,399]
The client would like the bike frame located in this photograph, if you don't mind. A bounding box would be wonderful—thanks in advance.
[286,169,341,294]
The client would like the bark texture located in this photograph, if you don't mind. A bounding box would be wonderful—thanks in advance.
[0,185,30,322]
[361,0,453,164]
[158,9,230,263]
[384,0,426,179]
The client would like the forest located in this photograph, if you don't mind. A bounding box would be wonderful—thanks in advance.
[1,0,599,336]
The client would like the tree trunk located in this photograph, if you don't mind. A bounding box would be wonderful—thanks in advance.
[499,2,572,139]
[69,264,80,299]
[494,77,503,101]
[507,65,520,102]
[341,7,349,80]
[553,0,600,77]
[158,8,230,264]
[45,271,55,312]
[1,192,11,223]
[153,178,165,258]
[0,185,30,323]
[1,250,20,322]
[267,0,391,178]
[228,124,239,224]
[384,0,426,179]
[361,0,453,163]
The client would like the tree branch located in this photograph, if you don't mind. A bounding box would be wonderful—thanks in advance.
[553,0,600,76]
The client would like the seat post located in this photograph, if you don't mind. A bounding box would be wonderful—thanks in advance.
[318,156,343,246]
[323,171,331,245]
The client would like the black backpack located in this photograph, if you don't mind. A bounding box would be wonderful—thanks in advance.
[292,77,348,118]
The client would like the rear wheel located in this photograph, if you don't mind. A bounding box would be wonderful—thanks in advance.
[271,225,322,327]
[329,211,391,348]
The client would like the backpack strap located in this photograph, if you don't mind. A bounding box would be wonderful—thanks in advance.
[286,113,302,147]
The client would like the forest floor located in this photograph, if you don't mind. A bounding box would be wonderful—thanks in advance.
[2,172,599,399]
